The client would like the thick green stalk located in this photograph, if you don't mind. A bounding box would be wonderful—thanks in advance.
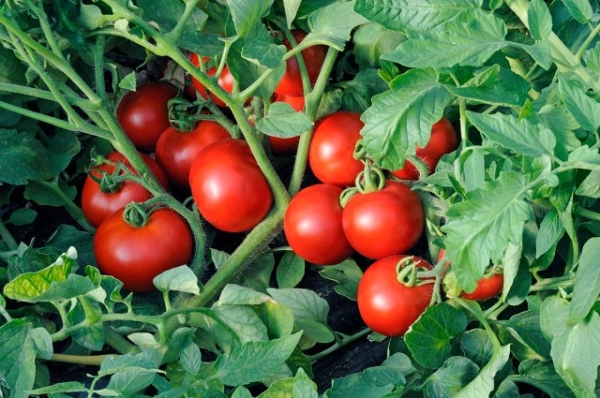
[0,218,18,251]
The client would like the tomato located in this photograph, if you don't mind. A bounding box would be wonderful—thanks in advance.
[155,120,230,189]
[284,184,353,265]
[461,273,504,301]
[268,93,305,155]
[342,181,424,259]
[392,117,458,180]
[190,54,235,107]
[308,111,365,187]
[357,255,434,337]
[189,139,273,232]
[93,207,193,293]
[275,29,327,96]
[116,82,179,152]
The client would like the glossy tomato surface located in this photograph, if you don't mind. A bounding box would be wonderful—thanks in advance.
[81,151,169,228]
[189,139,273,232]
[342,181,424,259]
[116,82,178,152]
[93,207,193,293]
[156,120,230,188]
[357,255,434,337]
[190,54,235,107]
[392,117,458,180]
[274,29,327,96]
[461,273,504,301]
[284,184,353,265]
[268,93,305,155]
[308,111,365,187]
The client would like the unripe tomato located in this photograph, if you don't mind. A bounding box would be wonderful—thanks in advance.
[392,117,458,180]
[155,120,230,189]
[81,151,170,228]
[189,139,273,232]
[357,255,434,337]
[116,82,178,152]
[342,181,424,259]
[94,207,193,293]
[309,111,365,187]
[284,184,354,265]
[274,29,327,96]
[190,54,235,107]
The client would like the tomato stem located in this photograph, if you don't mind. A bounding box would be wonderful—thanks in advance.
[0,218,19,252]
[305,327,372,363]
[122,202,151,228]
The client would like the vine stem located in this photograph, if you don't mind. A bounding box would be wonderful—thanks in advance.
[51,353,112,366]
[0,219,18,252]
[306,328,372,363]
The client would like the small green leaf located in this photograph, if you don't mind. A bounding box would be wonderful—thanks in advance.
[405,303,468,369]
[218,284,274,306]
[276,252,305,289]
[528,0,553,40]
[305,1,369,51]
[6,208,37,226]
[0,129,51,185]
[500,311,551,359]
[515,359,576,398]
[27,381,87,395]
[0,320,38,396]
[536,209,565,258]
[558,76,600,132]
[568,238,600,324]
[242,39,286,69]
[455,344,511,398]
[229,0,274,37]
[560,0,593,23]
[423,356,479,398]
[318,258,363,301]
[153,265,200,295]
[179,338,202,377]
[460,329,494,367]
[47,131,81,177]
[576,168,600,198]
[101,351,162,395]
[256,102,313,139]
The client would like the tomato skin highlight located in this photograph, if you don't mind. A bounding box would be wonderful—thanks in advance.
[309,111,365,187]
[155,120,230,189]
[357,255,434,337]
[81,151,170,228]
[461,273,504,301]
[342,181,424,259]
[189,139,273,233]
[93,207,193,293]
[268,93,305,155]
[274,29,327,96]
[392,117,458,180]
[284,184,354,265]
[190,54,235,107]
[116,82,179,152]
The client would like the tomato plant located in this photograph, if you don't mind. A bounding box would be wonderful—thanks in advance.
[115,81,179,152]
[284,183,353,265]
[81,151,170,228]
[357,255,433,337]
[93,205,193,293]
[188,138,273,233]
[155,120,231,189]
[308,111,365,187]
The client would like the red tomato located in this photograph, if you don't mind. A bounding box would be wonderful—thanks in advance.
[155,120,230,189]
[284,184,353,265]
[461,273,504,301]
[189,139,273,232]
[116,82,178,152]
[81,151,170,228]
[357,255,434,337]
[93,207,193,293]
[342,181,424,259]
[392,117,458,180]
[275,29,327,96]
[268,93,305,155]
[190,54,235,107]
[308,111,365,187]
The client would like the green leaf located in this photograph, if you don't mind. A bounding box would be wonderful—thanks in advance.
[528,0,553,40]
[47,131,81,177]
[282,0,302,28]
[179,338,202,377]
[27,381,87,395]
[68,301,105,351]
[536,209,565,258]
[6,208,37,227]
[24,178,77,207]
[101,351,162,395]
[212,304,270,347]
[460,329,494,367]
[500,311,551,359]
[214,332,302,386]
[228,0,274,37]
[352,23,407,68]
[218,284,274,306]
[318,258,363,301]
[441,172,530,292]
[241,39,287,69]
[576,168,600,198]
[423,356,479,398]
[405,303,467,369]
[558,76,600,132]
[291,368,318,398]
[45,225,95,270]
[360,68,453,171]
[305,1,370,51]
[0,129,51,185]
[276,252,305,289]
[560,0,593,23]
[568,238,600,324]
[0,320,38,397]
[256,102,314,138]
[455,344,511,398]
[340,68,390,113]
[382,15,508,68]
[354,0,485,33]
[466,111,556,158]
[153,265,200,295]
[515,360,576,398]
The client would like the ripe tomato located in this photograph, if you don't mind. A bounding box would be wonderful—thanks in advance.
[93,207,193,293]
[392,117,458,180]
[461,273,504,301]
[116,81,179,152]
[308,111,365,187]
[268,93,305,155]
[357,255,434,337]
[81,151,169,228]
[275,29,327,96]
[189,139,273,232]
[284,184,353,265]
[155,120,230,189]
[190,54,235,107]
[342,181,424,259]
